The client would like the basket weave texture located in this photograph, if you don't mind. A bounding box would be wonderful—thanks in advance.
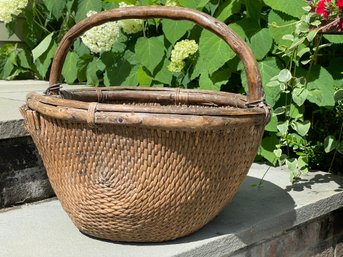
[21,6,270,242]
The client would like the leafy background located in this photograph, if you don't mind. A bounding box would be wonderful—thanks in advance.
[1,0,342,179]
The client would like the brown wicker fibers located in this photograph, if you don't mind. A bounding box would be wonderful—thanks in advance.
[21,6,270,242]
[22,108,265,242]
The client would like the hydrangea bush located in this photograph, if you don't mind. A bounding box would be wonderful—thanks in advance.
[0,0,28,23]
[81,11,120,53]
[0,0,342,178]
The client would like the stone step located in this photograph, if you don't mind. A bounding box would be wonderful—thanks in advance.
[1,164,343,257]
[1,80,343,256]
[0,80,86,208]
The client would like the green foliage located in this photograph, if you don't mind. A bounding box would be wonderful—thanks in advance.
[263,0,307,18]
[1,0,342,178]
[135,36,165,74]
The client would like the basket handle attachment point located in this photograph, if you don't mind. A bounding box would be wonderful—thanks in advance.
[48,6,265,106]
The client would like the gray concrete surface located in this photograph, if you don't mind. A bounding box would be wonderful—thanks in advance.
[0,80,86,139]
[1,163,342,257]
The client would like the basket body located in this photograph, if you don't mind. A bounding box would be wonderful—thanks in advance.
[22,104,265,242]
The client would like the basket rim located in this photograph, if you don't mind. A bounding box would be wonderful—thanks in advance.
[25,87,269,130]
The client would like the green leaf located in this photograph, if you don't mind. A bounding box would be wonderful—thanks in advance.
[122,65,139,86]
[101,51,133,86]
[265,114,278,132]
[268,10,297,47]
[289,37,306,50]
[42,0,66,19]
[307,29,319,42]
[197,0,211,9]
[191,56,206,80]
[273,148,282,158]
[277,120,289,135]
[324,136,339,153]
[229,18,261,40]
[21,9,44,48]
[246,0,262,21]
[259,135,279,165]
[274,107,286,115]
[17,49,33,70]
[77,54,93,82]
[323,34,343,44]
[211,69,229,88]
[178,0,198,8]
[62,52,79,84]
[286,158,298,172]
[292,88,308,106]
[327,58,343,88]
[250,28,273,60]
[289,103,301,119]
[334,89,343,102]
[215,0,241,22]
[1,51,16,79]
[135,36,165,74]
[306,65,335,107]
[292,120,310,137]
[86,58,101,86]
[35,40,57,79]
[73,39,91,56]
[263,0,307,18]
[282,34,294,41]
[199,72,218,91]
[154,58,173,85]
[162,20,194,44]
[32,33,54,62]
[137,67,153,86]
[278,69,292,83]
[297,47,310,59]
[199,30,235,75]
[75,0,102,23]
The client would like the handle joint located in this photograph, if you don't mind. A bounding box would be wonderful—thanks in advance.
[44,83,62,95]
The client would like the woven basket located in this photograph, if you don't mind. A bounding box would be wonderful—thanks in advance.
[21,6,270,242]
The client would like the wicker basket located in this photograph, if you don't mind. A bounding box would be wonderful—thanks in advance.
[21,6,270,242]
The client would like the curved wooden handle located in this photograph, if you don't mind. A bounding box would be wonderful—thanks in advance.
[49,6,263,104]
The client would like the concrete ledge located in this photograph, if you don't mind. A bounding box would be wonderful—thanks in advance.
[0,80,88,207]
[0,80,86,139]
[1,164,342,257]
[0,80,49,139]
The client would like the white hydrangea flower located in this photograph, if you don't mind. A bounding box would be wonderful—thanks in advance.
[81,11,120,53]
[118,2,144,34]
[168,39,198,73]
[0,0,28,24]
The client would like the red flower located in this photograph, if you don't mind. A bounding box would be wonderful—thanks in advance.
[316,0,331,18]
[338,0,343,11]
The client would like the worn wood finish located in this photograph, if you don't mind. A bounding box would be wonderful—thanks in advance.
[27,89,266,122]
[60,87,248,108]
[26,96,266,130]
[21,6,270,242]
[48,6,263,104]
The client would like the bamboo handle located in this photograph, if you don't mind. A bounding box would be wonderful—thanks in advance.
[49,6,264,104]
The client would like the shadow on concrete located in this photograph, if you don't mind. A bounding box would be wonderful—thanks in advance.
[285,172,343,192]
[86,176,297,247]
[169,176,297,245]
